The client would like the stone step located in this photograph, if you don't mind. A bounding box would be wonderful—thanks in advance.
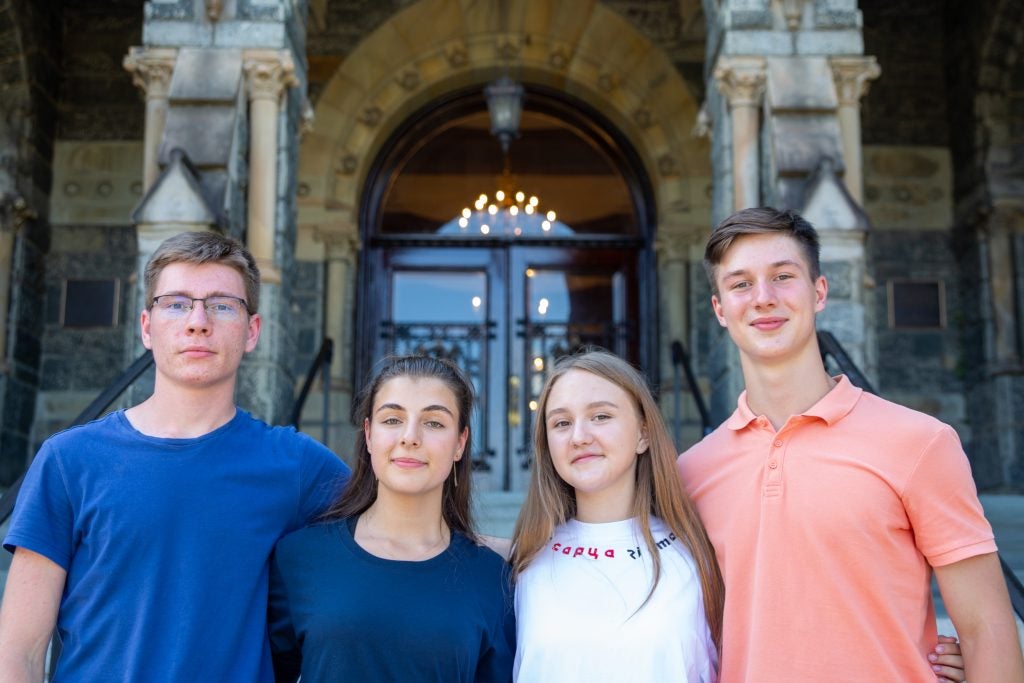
[473,490,526,539]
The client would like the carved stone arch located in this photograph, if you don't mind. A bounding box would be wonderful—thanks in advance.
[297,0,709,235]
[0,1,30,200]
[974,0,1024,204]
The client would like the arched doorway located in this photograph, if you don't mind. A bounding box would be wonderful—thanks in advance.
[357,85,655,492]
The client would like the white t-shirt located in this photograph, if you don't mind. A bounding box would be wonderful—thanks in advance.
[514,516,717,682]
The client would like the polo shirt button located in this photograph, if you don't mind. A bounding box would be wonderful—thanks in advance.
[768,460,778,469]
[773,440,783,448]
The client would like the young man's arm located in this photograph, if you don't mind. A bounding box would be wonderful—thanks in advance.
[934,551,1024,679]
[0,547,66,682]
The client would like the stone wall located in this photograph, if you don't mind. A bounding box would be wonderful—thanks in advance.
[32,225,140,450]
[0,0,63,485]
[58,1,142,140]
[860,0,949,146]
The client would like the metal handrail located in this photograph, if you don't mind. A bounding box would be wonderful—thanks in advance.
[0,350,154,525]
[289,338,333,448]
[817,329,1024,621]
[670,340,712,443]
[817,330,876,394]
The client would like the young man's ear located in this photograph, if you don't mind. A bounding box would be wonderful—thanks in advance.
[244,313,262,353]
[813,275,828,313]
[711,294,728,328]
[140,309,153,350]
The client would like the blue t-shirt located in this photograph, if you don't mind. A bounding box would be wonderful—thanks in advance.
[3,409,350,682]
[269,517,515,682]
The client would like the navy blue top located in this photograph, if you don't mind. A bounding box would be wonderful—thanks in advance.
[269,517,515,682]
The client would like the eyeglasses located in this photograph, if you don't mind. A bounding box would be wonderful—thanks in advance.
[151,295,250,321]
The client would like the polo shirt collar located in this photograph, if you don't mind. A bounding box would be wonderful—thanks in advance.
[725,374,863,431]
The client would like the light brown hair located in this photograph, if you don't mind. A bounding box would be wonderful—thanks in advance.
[323,355,478,541]
[703,207,821,295]
[144,231,261,313]
[510,350,723,649]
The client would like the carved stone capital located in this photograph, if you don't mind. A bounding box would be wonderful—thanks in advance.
[653,235,691,263]
[123,47,178,100]
[315,228,360,260]
[0,192,36,233]
[830,56,881,106]
[713,56,767,108]
[243,50,299,102]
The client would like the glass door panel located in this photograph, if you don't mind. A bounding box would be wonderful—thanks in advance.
[508,248,638,490]
[373,248,507,491]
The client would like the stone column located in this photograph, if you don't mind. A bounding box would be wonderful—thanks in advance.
[985,204,1023,366]
[124,47,177,191]
[655,235,690,355]
[830,56,881,204]
[0,195,34,372]
[323,232,359,383]
[243,50,298,286]
[714,56,766,211]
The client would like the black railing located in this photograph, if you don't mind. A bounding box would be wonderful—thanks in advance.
[289,338,333,449]
[817,330,876,394]
[670,340,712,444]
[817,330,1024,621]
[0,351,154,525]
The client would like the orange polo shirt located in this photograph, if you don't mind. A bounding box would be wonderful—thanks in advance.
[678,375,996,682]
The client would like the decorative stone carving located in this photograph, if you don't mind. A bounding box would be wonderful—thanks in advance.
[496,38,521,61]
[301,98,315,135]
[206,0,223,22]
[124,48,177,100]
[549,46,572,70]
[830,56,881,106]
[714,56,767,107]
[782,0,807,31]
[336,154,358,175]
[358,106,382,127]
[396,69,421,91]
[444,42,468,68]
[633,107,653,130]
[0,193,35,233]
[315,229,361,260]
[597,72,618,93]
[657,154,679,177]
[243,51,298,102]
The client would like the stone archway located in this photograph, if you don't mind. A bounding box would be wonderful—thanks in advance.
[296,0,713,452]
[297,0,711,237]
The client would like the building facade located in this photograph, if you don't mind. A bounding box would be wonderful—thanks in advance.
[0,0,1022,494]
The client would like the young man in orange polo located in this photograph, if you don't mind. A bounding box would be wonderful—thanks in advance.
[678,207,1023,681]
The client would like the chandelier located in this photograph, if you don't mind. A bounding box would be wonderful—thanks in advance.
[449,76,564,237]
[457,161,559,237]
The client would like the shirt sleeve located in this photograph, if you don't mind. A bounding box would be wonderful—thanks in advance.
[476,562,516,683]
[3,441,76,570]
[268,548,302,683]
[902,425,997,567]
[296,439,351,525]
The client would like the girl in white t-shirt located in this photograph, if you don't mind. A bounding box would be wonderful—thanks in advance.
[510,350,724,682]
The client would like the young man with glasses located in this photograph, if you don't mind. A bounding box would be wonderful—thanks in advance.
[0,231,349,681]
[678,207,1022,681]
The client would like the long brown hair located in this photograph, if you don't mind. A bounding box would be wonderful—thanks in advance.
[510,350,723,649]
[322,355,477,541]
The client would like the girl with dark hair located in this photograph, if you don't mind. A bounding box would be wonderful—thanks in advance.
[510,350,724,681]
[268,355,515,682]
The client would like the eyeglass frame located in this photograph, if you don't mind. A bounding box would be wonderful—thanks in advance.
[150,294,253,319]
